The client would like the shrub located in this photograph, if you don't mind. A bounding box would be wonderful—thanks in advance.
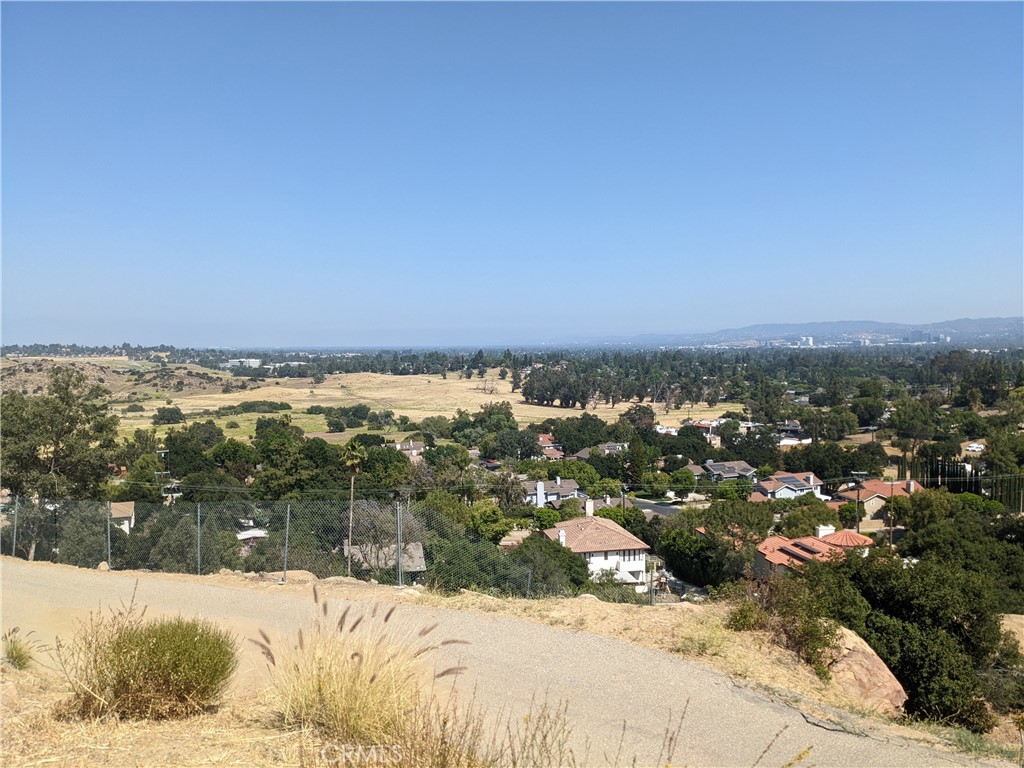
[721,576,839,679]
[124,403,145,413]
[257,590,463,741]
[52,593,237,719]
[261,590,602,768]
[726,599,769,632]
[2,627,37,670]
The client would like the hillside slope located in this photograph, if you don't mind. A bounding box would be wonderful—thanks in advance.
[1,558,1012,767]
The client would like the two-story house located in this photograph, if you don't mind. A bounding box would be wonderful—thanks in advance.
[544,514,650,593]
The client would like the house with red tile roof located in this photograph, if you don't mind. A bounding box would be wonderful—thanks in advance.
[537,433,564,461]
[833,479,920,521]
[754,535,845,578]
[544,515,650,592]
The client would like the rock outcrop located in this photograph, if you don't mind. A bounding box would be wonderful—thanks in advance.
[828,627,907,717]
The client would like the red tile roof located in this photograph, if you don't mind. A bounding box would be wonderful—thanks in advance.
[543,516,649,554]
[757,535,845,570]
[821,529,874,548]
[834,479,919,502]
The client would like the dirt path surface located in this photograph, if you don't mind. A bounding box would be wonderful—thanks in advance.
[1,557,1010,767]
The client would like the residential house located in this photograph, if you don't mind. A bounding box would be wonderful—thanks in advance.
[702,459,757,483]
[687,419,725,448]
[754,535,845,578]
[393,440,426,462]
[544,514,650,593]
[571,442,629,461]
[537,434,564,461]
[754,472,828,501]
[523,477,583,508]
[236,528,269,557]
[548,495,635,516]
[833,479,920,521]
[777,420,803,437]
[109,501,136,535]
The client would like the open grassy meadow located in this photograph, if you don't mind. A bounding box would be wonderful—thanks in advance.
[2,357,731,441]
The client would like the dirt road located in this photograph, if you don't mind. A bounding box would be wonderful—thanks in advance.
[1,557,1010,767]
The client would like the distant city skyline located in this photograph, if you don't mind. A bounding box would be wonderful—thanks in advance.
[3,2,1022,347]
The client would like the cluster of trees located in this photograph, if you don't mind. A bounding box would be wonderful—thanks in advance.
[306,403,408,433]
[660,486,1024,733]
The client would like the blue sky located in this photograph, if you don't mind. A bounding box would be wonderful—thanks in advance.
[2,2,1021,347]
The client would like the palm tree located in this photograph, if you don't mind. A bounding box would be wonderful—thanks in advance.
[341,441,368,576]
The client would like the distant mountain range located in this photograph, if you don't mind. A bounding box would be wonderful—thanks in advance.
[573,316,1024,347]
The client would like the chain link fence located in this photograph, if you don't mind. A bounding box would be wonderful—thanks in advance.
[0,496,539,597]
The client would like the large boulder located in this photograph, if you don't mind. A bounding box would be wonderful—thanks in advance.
[828,627,907,717]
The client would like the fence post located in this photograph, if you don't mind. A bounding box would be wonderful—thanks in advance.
[280,504,291,585]
[396,499,404,588]
[526,567,532,598]
[11,497,19,557]
[106,501,112,569]
[649,569,655,606]
[196,502,201,576]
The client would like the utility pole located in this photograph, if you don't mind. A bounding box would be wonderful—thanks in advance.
[851,471,867,534]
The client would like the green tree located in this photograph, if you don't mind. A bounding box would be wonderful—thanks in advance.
[780,502,842,537]
[0,367,119,499]
[341,441,367,576]
[110,453,165,503]
[510,534,589,594]
[152,406,185,425]
[588,477,623,499]
[669,468,696,496]
[640,471,671,498]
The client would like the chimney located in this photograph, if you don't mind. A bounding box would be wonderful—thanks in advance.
[815,524,836,538]
[555,475,562,487]
[605,495,611,505]
[805,474,813,484]
[557,528,567,547]
[585,499,595,516]
[536,480,545,509]
[905,479,915,493]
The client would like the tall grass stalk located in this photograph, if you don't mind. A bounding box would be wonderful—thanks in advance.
[257,593,465,742]
[2,627,37,670]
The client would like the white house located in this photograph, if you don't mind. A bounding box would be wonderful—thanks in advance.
[522,477,582,508]
[543,515,650,593]
[754,472,829,501]
[109,501,136,535]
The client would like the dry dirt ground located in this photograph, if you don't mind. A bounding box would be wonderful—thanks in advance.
[1,558,1015,768]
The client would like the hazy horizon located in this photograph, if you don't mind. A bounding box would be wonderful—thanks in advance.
[3,315,1021,352]
[3,3,1022,347]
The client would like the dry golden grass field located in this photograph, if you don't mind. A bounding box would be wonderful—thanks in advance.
[2,357,731,441]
